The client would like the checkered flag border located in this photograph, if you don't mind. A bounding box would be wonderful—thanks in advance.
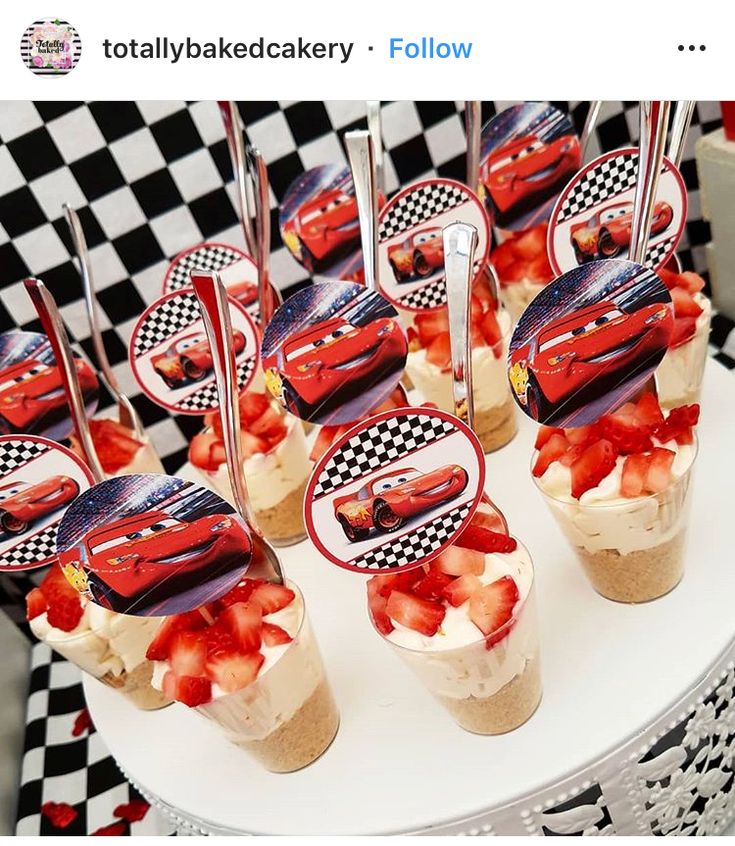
[177,357,255,412]
[379,182,467,241]
[398,260,483,310]
[313,413,456,498]
[0,439,51,476]
[166,244,247,293]
[352,502,472,571]
[647,236,677,269]
[133,291,202,358]
[0,521,57,572]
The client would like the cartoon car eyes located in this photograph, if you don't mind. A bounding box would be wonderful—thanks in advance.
[600,205,632,224]
[285,323,356,361]
[0,483,27,501]
[413,230,441,246]
[372,471,419,493]
[489,139,545,173]
[175,335,206,354]
[538,309,625,352]
[301,194,350,224]
[90,517,181,554]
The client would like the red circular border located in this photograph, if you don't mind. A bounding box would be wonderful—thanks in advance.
[161,241,257,296]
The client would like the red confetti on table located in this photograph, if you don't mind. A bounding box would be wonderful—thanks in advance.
[114,799,150,823]
[72,707,94,737]
[91,822,127,836]
[41,801,78,829]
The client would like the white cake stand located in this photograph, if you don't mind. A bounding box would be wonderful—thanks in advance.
[85,359,735,836]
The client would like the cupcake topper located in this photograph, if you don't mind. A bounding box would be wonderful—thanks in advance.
[629,102,671,265]
[580,101,603,162]
[345,129,380,293]
[64,204,145,440]
[245,145,280,326]
[24,279,105,483]
[366,100,385,197]
[668,101,695,169]
[191,270,285,585]
[464,100,482,194]
[217,100,257,257]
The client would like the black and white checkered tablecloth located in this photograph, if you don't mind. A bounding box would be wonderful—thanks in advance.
[1,100,735,835]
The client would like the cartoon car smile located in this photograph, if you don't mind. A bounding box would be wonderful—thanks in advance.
[72,510,251,614]
[387,227,444,283]
[0,475,80,537]
[569,200,674,264]
[284,187,360,271]
[0,358,97,436]
[482,133,581,224]
[508,299,673,423]
[333,464,469,541]
[151,330,246,390]
[263,316,407,421]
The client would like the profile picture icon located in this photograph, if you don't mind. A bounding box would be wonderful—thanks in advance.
[20,19,81,75]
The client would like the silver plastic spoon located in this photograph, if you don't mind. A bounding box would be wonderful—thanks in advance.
[190,270,284,585]
[63,204,145,440]
[630,101,671,265]
[580,101,603,162]
[366,101,385,197]
[245,145,279,326]
[345,129,381,293]
[24,278,105,483]
[668,101,695,168]
[464,101,482,194]
[217,100,257,258]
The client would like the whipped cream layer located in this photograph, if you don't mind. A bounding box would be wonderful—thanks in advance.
[500,278,546,323]
[30,601,163,678]
[406,309,512,413]
[386,544,538,700]
[657,293,712,408]
[535,437,696,555]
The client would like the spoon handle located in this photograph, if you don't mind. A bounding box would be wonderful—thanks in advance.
[245,146,275,326]
[345,130,380,293]
[668,101,695,168]
[366,101,385,196]
[580,101,603,162]
[24,278,105,483]
[218,101,258,258]
[464,101,482,194]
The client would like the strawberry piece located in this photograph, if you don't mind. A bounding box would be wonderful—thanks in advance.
[671,287,704,319]
[146,611,208,661]
[526,252,554,284]
[621,453,651,498]
[220,601,262,652]
[645,447,675,493]
[169,630,207,677]
[470,294,484,324]
[443,574,481,607]
[470,503,507,534]
[559,444,586,467]
[240,430,270,458]
[249,582,296,615]
[598,415,652,455]
[512,224,547,260]
[425,331,452,370]
[413,569,454,600]
[85,418,142,474]
[310,425,345,462]
[532,432,568,477]
[266,423,288,449]
[455,525,518,554]
[262,622,293,646]
[188,430,227,471]
[473,271,496,310]
[26,587,47,621]
[205,651,264,694]
[534,425,565,450]
[468,576,519,647]
[490,240,517,275]
[570,439,618,499]
[480,309,503,351]
[414,310,449,347]
[46,595,83,632]
[655,403,700,444]
[217,580,263,608]
[635,392,665,428]
[367,570,422,599]
[250,406,284,438]
[385,590,446,636]
[114,800,150,823]
[670,316,698,348]
[40,563,78,602]
[92,822,127,836]
[162,671,212,706]
[238,392,271,425]
[432,545,485,576]
[72,707,94,737]
[367,580,394,635]
[565,425,598,446]
[470,322,487,350]
[42,801,78,829]
[203,621,237,656]
[679,271,706,294]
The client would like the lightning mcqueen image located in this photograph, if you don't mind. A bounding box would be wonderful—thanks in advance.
[333,465,469,542]
[0,476,80,537]
[569,200,674,264]
[508,299,672,423]
[263,315,407,421]
[0,358,96,435]
[387,227,444,283]
[283,187,359,271]
[151,330,246,390]
[482,132,581,225]
[69,510,251,614]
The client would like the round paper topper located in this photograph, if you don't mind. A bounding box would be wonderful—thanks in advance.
[260,280,408,426]
[56,473,252,617]
[479,102,582,232]
[0,331,98,442]
[304,407,486,574]
[377,178,490,313]
[161,242,279,327]
[280,164,364,281]
[507,259,674,427]
[547,148,688,276]
[0,435,93,572]
[129,289,259,415]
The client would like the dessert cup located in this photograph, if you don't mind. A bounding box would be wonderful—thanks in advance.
[657,293,712,409]
[490,223,554,323]
[71,418,165,477]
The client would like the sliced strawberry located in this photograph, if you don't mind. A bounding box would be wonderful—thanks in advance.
[385,590,445,636]
[670,316,698,348]
[217,580,263,608]
[655,403,700,444]
[658,266,680,290]
[367,570,422,599]
[635,392,665,428]
[262,622,292,646]
[146,612,207,661]
[249,582,296,615]
[559,443,586,467]
[240,431,270,458]
[480,309,503,351]
[455,525,518,554]
[414,310,449,347]
[266,423,288,449]
[310,425,344,462]
[250,406,284,438]
[570,439,618,499]
[679,271,706,294]
[432,545,485,576]
[114,800,150,823]
[645,447,675,493]
[621,453,651,498]
[413,569,454,601]
[169,630,207,677]
[532,432,568,477]
[26,587,47,621]
[473,271,496,310]
[512,224,547,260]
[470,322,487,349]
[163,672,212,706]
[470,294,483,324]
[671,287,704,318]
[41,801,78,829]
[470,503,507,534]
[203,621,237,657]
[205,651,264,694]
[425,331,452,371]
[443,574,481,607]
[367,581,394,635]
[534,425,565,450]
[239,392,271,425]
[84,418,142,475]
[468,576,519,646]
[46,595,83,632]
[490,240,517,275]
[565,425,598,446]
[189,430,226,472]
[220,601,262,652]
[39,563,79,602]
[598,415,652,455]
[525,252,554,284]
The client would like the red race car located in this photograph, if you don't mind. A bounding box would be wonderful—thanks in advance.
[0,475,79,537]
[69,510,250,614]
[263,316,407,421]
[333,464,469,541]
[387,227,444,283]
[569,200,674,264]
[508,300,672,423]
[482,133,581,223]
[284,187,359,270]
[0,358,96,435]
[151,330,246,390]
